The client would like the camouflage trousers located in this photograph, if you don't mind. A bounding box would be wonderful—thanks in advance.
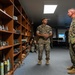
[69,43,75,67]
[38,43,50,60]
[35,44,38,50]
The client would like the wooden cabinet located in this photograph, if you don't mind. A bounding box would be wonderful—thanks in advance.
[0,0,31,75]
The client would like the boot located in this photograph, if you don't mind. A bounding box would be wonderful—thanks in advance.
[38,60,42,65]
[68,68,75,74]
[67,66,73,70]
[46,60,50,65]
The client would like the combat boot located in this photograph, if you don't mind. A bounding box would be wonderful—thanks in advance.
[46,60,50,65]
[38,60,42,65]
[68,68,75,74]
[67,66,73,70]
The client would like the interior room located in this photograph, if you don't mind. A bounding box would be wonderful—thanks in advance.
[0,0,75,75]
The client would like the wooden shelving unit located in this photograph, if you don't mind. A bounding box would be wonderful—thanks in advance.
[0,0,31,75]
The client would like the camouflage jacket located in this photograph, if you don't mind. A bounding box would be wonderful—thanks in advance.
[36,24,52,44]
[69,18,75,44]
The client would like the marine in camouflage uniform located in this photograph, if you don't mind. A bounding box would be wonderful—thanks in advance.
[67,8,75,74]
[69,18,75,67]
[36,24,52,61]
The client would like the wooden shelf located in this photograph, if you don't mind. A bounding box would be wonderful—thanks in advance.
[14,33,21,35]
[13,51,21,57]
[0,0,32,74]
[22,46,27,50]
[14,0,21,6]
[0,9,12,20]
[14,20,21,26]
[25,35,31,37]
[0,45,12,50]
[22,24,25,29]
[22,15,25,20]
[0,30,12,34]
[5,71,13,75]
[21,33,25,36]
[13,62,21,72]
[14,43,21,46]
[14,5,22,16]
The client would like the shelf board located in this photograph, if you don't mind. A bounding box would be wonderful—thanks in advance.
[22,46,27,51]
[14,33,21,35]
[13,62,21,72]
[22,25,25,29]
[25,35,31,37]
[21,33,25,36]
[14,7,29,24]
[0,9,13,20]
[14,0,21,6]
[25,27,30,31]
[14,5,22,16]
[0,30,12,34]
[14,64,19,70]
[14,4,26,21]
[14,43,21,46]
[5,70,13,75]
[22,15,25,20]
[0,45,12,50]
[13,51,21,57]
[14,20,21,26]
[25,28,31,32]
[21,11,29,22]
[22,48,27,52]
[21,14,29,23]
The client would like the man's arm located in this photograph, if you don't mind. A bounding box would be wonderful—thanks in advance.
[36,26,52,38]
[49,32,52,37]
[71,22,75,37]
[43,26,52,38]
[36,32,44,37]
[36,26,44,37]
[43,31,52,38]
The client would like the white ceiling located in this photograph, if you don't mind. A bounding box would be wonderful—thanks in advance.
[19,0,75,28]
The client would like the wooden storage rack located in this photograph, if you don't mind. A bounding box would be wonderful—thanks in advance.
[0,0,32,75]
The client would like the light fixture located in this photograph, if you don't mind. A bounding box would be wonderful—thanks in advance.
[43,5,57,14]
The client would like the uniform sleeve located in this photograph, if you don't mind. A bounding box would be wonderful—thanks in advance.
[49,26,52,34]
[36,26,40,34]
[71,22,75,37]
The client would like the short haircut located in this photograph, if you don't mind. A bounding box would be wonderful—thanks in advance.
[68,8,75,13]
[42,18,48,21]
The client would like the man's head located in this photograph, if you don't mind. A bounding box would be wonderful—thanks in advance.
[68,8,75,18]
[42,18,48,25]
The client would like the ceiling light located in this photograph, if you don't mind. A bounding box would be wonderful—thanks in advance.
[43,5,57,14]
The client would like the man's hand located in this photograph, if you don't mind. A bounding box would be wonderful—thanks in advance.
[37,32,51,39]
[42,33,50,39]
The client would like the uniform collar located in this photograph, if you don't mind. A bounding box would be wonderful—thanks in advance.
[41,24,47,27]
[72,17,75,21]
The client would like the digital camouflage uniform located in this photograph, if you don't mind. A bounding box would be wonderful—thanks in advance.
[37,24,52,60]
[69,18,75,67]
